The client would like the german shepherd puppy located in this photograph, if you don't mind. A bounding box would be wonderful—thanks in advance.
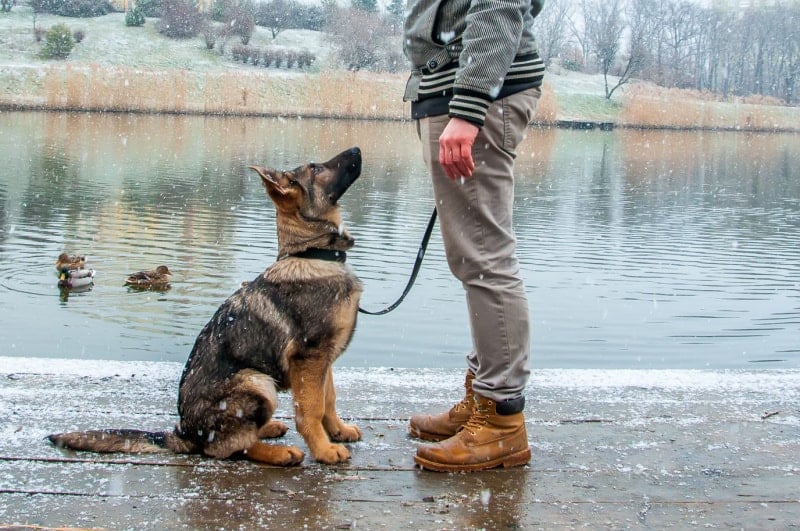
[49,147,364,466]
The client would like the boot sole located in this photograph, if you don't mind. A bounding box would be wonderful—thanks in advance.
[414,447,531,472]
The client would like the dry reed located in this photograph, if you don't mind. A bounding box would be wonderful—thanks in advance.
[3,64,566,125]
[620,83,800,132]
[532,81,558,124]
[24,64,411,119]
[3,65,798,131]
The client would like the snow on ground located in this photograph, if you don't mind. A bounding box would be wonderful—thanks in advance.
[545,64,624,97]
[3,356,798,395]
[2,356,181,380]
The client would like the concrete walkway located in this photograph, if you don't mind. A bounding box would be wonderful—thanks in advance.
[1,357,798,529]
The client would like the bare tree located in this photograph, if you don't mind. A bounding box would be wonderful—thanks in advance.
[582,0,626,98]
[693,8,720,92]
[608,0,656,97]
[255,0,294,39]
[567,4,591,68]
[775,5,800,103]
[534,0,572,67]
[326,8,392,71]
[659,1,702,88]
[731,11,759,97]
[628,0,662,81]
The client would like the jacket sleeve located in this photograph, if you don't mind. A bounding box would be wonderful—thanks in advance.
[449,0,531,126]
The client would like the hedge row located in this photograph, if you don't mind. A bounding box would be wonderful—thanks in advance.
[230,46,315,69]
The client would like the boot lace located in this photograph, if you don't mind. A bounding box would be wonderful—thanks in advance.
[462,402,490,435]
[453,397,470,413]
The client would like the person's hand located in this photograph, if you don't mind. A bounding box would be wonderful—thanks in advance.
[438,117,479,180]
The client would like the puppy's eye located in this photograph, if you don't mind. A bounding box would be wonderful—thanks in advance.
[287,178,298,187]
[311,165,323,175]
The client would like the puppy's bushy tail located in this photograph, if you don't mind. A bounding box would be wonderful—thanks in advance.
[48,428,196,454]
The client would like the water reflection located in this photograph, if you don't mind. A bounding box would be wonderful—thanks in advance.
[0,112,797,369]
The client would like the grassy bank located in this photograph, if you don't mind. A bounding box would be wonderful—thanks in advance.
[1,9,798,131]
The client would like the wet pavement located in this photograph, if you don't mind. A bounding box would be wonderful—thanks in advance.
[1,357,798,529]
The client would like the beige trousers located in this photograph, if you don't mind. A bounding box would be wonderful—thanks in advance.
[417,87,540,402]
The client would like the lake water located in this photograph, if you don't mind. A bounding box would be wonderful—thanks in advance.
[1,111,798,369]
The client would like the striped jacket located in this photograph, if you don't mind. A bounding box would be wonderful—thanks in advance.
[403,0,545,127]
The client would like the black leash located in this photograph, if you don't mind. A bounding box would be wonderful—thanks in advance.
[358,208,437,316]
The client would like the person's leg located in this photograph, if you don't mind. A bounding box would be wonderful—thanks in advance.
[414,87,540,470]
[421,88,539,404]
[407,112,480,441]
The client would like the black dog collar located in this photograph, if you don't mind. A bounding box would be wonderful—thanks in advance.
[284,248,346,263]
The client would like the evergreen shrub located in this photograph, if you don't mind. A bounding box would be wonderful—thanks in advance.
[41,24,74,59]
[125,4,146,27]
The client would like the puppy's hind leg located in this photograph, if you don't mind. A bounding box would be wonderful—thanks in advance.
[245,441,304,466]
[202,369,299,463]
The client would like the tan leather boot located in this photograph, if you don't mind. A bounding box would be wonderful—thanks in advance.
[408,370,475,441]
[414,392,530,472]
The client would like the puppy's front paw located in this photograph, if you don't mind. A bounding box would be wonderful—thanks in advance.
[330,423,362,442]
[313,443,352,464]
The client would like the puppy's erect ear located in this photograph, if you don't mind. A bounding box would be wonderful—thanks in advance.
[249,166,288,196]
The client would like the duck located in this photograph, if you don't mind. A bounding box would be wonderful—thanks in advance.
[55,253,86,271]
[124,265,172,289]
[58,267,95,289]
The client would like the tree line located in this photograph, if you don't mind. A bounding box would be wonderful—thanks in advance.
[248,0,799,104]
[535,0,800,104]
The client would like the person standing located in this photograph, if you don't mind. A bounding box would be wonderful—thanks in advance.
[403,0,545,472]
